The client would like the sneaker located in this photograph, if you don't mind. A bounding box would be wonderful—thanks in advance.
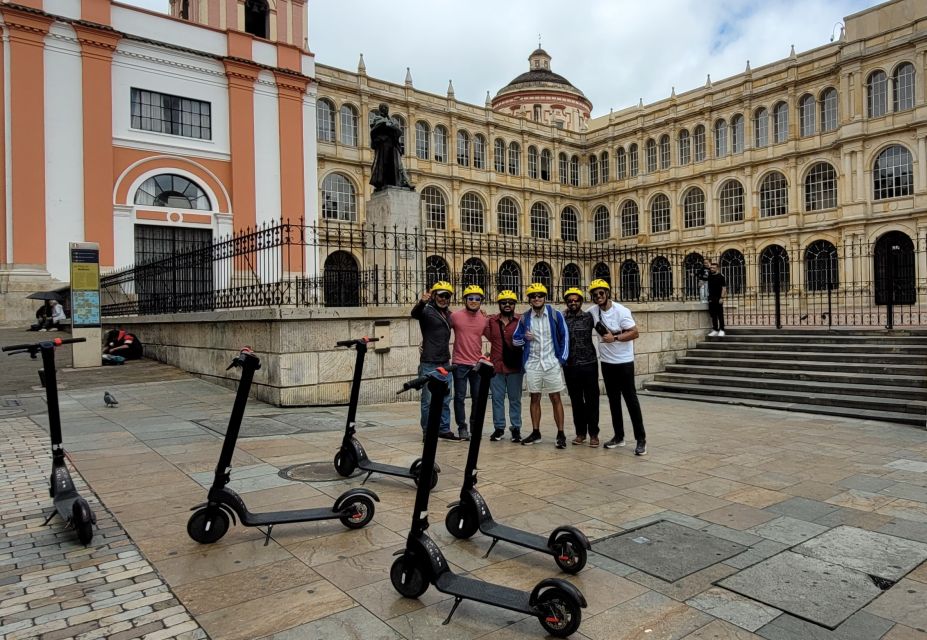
[603,437,626,449]
[556,433,567,449]
[521,430,542,445]
[38,328,47,332]
[490,429,506,441]
[717,330,725,337]
[459,428,470,441]
[589,437,600,448]
[708,330,718,337]
[438,431,461,442]
[510,429,522,443]
[571,436,586,445]
[635,441,648,456]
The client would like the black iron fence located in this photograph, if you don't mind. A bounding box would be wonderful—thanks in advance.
[100,221,925,328]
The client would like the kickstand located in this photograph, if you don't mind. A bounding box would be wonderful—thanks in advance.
[482,538,499,559]
[442,597,463,625]
[42,510,57,526]
[361,471,373,486]
[263,525,274,547]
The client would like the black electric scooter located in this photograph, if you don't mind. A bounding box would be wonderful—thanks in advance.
[333,337,439,489]
[3,337,96,546]
[446,359,590,573]
[390,367,586,637]
[187,347,379,544]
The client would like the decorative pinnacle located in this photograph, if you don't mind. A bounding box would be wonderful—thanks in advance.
[404,67,413,86]
[745,59,751,72]
[789,44,796,58]
[705,74,712,87]
[447,79,455,98]
[485,90,492,106]
[357,53,366,74]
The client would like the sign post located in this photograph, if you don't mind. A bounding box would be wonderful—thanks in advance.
[69,242,101,368]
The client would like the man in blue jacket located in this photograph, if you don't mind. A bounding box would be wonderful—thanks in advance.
[512,283,569,448]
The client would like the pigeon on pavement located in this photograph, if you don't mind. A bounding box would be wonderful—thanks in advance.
[104,392,118,408]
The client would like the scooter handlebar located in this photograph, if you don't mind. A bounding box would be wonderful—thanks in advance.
[335,336,380,347]
[226,346,261,371]
[397,365,456,393]
[3,337,86,353]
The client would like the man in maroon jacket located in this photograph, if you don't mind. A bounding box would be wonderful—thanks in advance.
[483,290,524,442]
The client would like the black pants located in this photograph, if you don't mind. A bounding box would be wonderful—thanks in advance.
[600,361,646,443]
[563,362,599,438]
[708,300,725,331]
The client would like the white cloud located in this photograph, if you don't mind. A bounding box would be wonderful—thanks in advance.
[119,0,881,116]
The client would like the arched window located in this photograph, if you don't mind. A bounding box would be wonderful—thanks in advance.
[528,146,539,179]
[473,134,486,169]
[421,186,447,230]
[873,145,913,199]
[323,251,359,307]
[462,257,488,291]
[456,130,470,166]
[569,155,579,186]
[650,256,672,300]
[719,180,745,223]
[760,172,788,217]
[773,101,788,143]
[616,147,627,178]
[531,262,553,292]
[494,138,506,173]
[562,263,581,290]
[893,62,915,112]
[804,162,837,211]
[693,126,706,162]
[508,141,521,175]
[650,194,671,233]
[498,260,522,296]
[867,70,887,118]
[600,151,610,181]
[805,240,838,291]
[759,245,790,293]
[659,134,671,169]
[433,125,448,162]
[874,231,915,305]
[460,192,485,233]
[393,114,407,147]
[628,144,639,176]
[593,262,611,286]
[530,202,550,239]
[620,201,639,238]
[619,260,640,301]
[319,173,357,221]
[678,129,691,165]
[754,107,769,147]
[714,119,728,157]
[731,115,744,154]
[593,205,610,241]
[425,255,450,288]
[720,249,746,295]
[541,149,552,181]
[684,252,704,298]
[337,104,359,147]
[683,187,705,228]
[799,94,816,137]
[134,174,212,210]
[561,206,578,242]
[415,121,430,160]
[820,88,838,132]
[316,98,335,143]
[589,154,599,186]
[558,152,568,184]
[244,0,269,38]
[497,197,519,236]
[645,138,657,173]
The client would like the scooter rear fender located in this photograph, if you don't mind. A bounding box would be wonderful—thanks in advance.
[547,525,591,550]
[528,577,587,608]
[332,487,380,512]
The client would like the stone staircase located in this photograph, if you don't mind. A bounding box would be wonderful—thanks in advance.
[642,328,927,427]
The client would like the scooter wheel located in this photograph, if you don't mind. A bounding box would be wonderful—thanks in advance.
[445,504,478,539]
[72,499,94,546]
[187,508,229,544]
[553,533,587,574]
[340,495,375,529]
[536,587,582,638]
[334,449,356,477]
[390,556,429,598]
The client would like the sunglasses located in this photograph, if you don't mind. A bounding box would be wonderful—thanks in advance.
[566,298,582,304]
[592,290,608,297]
[435,292,451,299]
[499,300,515,305]
[528,293,546,300]
[465,296,483,302]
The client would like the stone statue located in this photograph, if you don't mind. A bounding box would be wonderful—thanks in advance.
[369,103,414,192]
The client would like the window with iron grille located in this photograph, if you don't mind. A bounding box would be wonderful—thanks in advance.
[456,130,470,166]
[804,162,837,211]
[650,256,672,300]
[421,186,447,230]
[559,152,568,184]
[497,197,519,236]
[759,172,788,217]
[433,125,448,162]
[650,194,670,233]
[530,202,550,239]
[460,192,485,233]
[619,260,640,301]
[645,139,657,173]
[134,174,212,210]
[589,155,599,185]
[569,155,579,186]
[720,249,745,294]
[683,252,704,298]
[562,263,581,290]
[131,88,212,140]
[620,201,639,237]
[693,126,705,161]
[319,173,357,221]
[820,89,838,132]
[754,108,768,147]
[498,260,522,296]
[659,135,670,169]
[867,70,887,117]
[415,121,430,160]
[508,142,521,175]
[893,63,915,112]
[340,104,358,146]
[462,257,488,291]
[773,101,788,143]
[616,147,627,178]
[593,262,611,286]
[804,240,838,291]
[473,134,486,169]
[425,255,450,288]
[799,94,815,136]
[683,188,705,228]
[316,98,335,143]
[494,139,506,172]
[593,206,610,241]
[528,146,539,179]
[731,115,744,153]
[540,149,552,181]
[678,130,690,165]
[759,245,790,293]
[629,144,639,176]
[873,144,913,200]
[561,206,578,242]
[714,120,727,157]
[532,262,553,292]
[719,180,745,223]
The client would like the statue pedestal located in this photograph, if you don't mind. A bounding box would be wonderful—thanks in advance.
[365,188,422,304]
[366,187,420,229]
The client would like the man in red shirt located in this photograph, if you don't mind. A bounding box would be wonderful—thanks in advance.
[483,290,524,442]
[450,285,489,441]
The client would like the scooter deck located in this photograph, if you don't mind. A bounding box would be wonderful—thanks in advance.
[243,507,337,526]
[435,572,532,613]
[360,460,412,479]
[481,521,550,554]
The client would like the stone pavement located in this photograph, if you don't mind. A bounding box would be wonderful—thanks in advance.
[1,327,926,639]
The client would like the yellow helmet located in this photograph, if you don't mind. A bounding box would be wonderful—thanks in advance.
[496,290,518,302]
[588,278,611,292]
[463,284,485,298]
[431,281,454,295]
[563,287,585,301]
[525,282,548,298]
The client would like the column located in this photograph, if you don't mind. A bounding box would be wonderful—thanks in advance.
[224,60,260,232]
[274,70,308,274]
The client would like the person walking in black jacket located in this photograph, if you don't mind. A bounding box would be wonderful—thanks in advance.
[707,263,727,337]
[411,281,458,440]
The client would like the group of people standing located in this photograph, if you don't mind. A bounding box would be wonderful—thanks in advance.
[410,279,648,457]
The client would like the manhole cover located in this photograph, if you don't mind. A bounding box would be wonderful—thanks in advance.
[592,520,746,582]
[281,461,360,482]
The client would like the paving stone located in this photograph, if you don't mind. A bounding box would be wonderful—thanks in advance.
[864,579,927,630]
[700,504,779,531]
[793,526,927,581]
[719,551,883,629]
[765,497,840,522]
[686,586,781,632]
[838,475,898,493]
[724,540,791,570]
[263,605,402,639]
[755,610,895,640]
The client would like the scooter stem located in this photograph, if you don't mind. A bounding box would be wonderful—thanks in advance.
[461,361,494,492]
[212,352,260,488]
[410,374,449,536]
[344,341,368,430]
[39,344,64,459]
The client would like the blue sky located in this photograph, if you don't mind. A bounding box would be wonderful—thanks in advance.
[123,0,881,116]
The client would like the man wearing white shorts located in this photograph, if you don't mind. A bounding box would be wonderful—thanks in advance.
[512,283,569,448]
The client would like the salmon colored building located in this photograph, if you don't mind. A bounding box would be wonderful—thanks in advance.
[0,0,318,322]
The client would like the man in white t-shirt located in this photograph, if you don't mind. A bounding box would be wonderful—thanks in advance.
[588,279,647,456]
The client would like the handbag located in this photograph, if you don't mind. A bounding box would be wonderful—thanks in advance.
[499,318,523,369]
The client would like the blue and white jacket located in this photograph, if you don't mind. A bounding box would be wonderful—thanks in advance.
[512,304,569,367]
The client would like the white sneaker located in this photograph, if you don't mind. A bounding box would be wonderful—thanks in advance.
[38,328,47,332]
[717,330,725,337]
[708,330,718,337]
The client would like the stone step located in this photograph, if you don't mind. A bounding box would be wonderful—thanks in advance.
[640,389,926,427]
[675,355,925,376]
[721,328,927,337]
[663,363,927,388]
[652,372,927,401]
[684,348,926,365]
[703,334,927,345]
[696,340,927,355]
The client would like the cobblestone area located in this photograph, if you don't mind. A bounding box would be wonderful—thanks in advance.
[0,416,205,640]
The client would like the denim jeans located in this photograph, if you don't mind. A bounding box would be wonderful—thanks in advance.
[452,364,481,431]
[419,362,451,433]
[490,372,523,432]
